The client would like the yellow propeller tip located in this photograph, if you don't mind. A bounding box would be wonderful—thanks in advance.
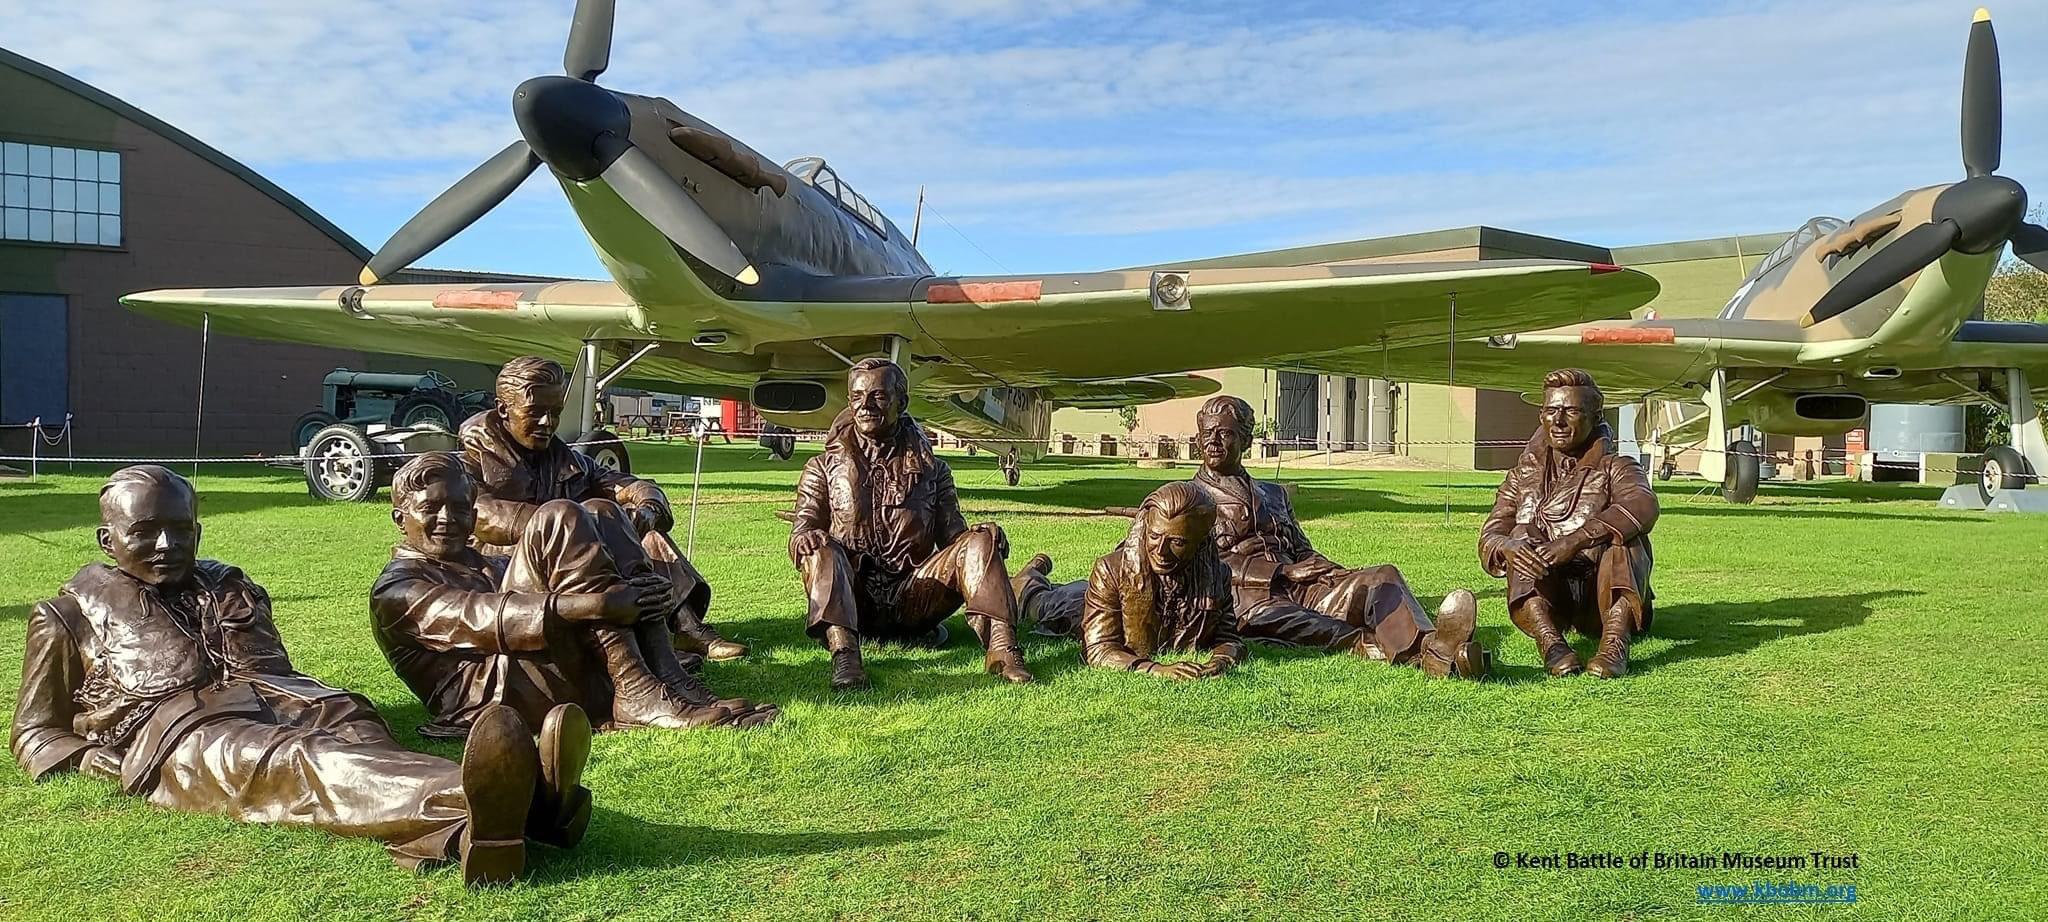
[358,267,380,286]
[1799,314,1817,329]
[1975,7,1991,22]
[736,266,760,285]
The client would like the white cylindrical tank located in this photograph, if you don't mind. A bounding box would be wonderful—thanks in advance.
[1867,404,1965,477]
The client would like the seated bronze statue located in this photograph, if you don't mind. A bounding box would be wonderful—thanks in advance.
[1189,395,1483,678]
[1013,483,1246,678]
[461,355,745,662]
[789,358,1035,691]
[372,453,778,732]
[9,466,590,887]
[1481,369,1658,678]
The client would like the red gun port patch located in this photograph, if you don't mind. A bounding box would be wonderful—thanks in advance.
[1581,327,1676,345]
[431,290,523,310]
[926,281,1043,304]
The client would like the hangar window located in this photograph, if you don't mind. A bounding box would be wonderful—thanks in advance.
[1,141,121,248]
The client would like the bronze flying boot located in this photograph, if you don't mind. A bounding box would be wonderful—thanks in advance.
[592,627,735,728]
[529,703,593,850]
[1415,590,1489,679]
[825,625,869,691]
[672,610,749,661]
[968,613,1035,683]
[635,619,781,727]
[1513,597,1584,676]
[459,704,540,887]
[1586,598,1634,679]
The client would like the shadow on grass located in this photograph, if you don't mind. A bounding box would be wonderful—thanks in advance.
[526,812,940,881]
[1627,590,1913,675]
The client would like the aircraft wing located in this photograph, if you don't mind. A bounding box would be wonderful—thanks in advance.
[906,260,1657,384]
[1353,319,1810,402]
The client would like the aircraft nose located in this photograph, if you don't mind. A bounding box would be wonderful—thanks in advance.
[1937,174,2027,253]
[513,75,631,182]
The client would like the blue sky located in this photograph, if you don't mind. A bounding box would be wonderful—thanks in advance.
[9,0,2048,279]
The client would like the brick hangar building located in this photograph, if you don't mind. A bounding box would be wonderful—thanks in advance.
[0,47,535,460]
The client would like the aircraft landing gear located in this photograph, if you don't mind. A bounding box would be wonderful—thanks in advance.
[1000,448,1021,487]
[1722,438,1759,504]
[1979,444,2031,504]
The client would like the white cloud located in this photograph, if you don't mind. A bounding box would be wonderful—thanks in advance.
[7,0,2047,273]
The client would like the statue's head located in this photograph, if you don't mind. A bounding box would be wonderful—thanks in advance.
[98,465,200,588]
[1539,368,1604,453]
[846,357,910,440]
[389,452,477,559]
[1195,395,1255,472]
[495,355,569,451]
[1135,481,1217,577]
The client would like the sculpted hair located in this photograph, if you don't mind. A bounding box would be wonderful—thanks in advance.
[100,464,196,520]
[847,357,909,405]
[496,355,568,406]
[1196,394,1256,442]
[390,451,472,506]
[1139,480,1217,529]
[1543,367,1604,414]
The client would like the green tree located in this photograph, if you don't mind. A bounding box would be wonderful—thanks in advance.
[1115,406,1140,433]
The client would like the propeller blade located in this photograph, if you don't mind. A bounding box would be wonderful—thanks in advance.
[598,138,758,285]
[1962,8,2001,178]
[2013,222,2048,272]
[361,141,540,286]
[564,0,616,82]
[1802,220,1962,328]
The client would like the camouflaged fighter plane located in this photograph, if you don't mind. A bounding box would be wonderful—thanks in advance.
[1357,9,2048,505]
[121,0,1654,486]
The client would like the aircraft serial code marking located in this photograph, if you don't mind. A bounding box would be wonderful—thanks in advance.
[1581,328,1676,344]
[926,281,1044,304]
[431,291,523,310]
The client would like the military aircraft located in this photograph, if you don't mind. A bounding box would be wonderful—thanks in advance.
[1351,8,2048,505]
[120,0,1652,489]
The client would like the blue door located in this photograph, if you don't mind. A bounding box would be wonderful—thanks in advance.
[0,293,69,425]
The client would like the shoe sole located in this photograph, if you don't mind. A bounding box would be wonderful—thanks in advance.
[461,705,537,887]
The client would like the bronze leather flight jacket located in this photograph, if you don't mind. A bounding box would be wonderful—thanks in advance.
[1480,425,1658,620]
[789,414,969,578]
[1079,539,1246,671]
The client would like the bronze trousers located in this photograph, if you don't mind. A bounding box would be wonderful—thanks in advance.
[147,688,467,869]
[1237,564,1431,657]
[1508,540,1654,634]
[801,525,1017,640]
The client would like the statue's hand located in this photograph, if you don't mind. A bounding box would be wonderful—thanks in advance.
[1538,531,1588,566]
[1508,543,1551,582]
[789,530,830,560]
[630,502,668,537]
[628,572,678,621]
[1143,660,1207,681]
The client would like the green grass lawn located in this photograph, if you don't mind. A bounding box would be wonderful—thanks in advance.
[1,443,2044,920]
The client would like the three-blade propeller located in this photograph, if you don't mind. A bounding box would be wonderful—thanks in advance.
[359,0,753,287]
[1805,9,2048,327]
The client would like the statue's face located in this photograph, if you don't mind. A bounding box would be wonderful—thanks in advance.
[1140,508,1208,576]
[98,484,200,587]
[501,384,567,451]
[1196,415,1247,470]
[847,367,905,439]
[1540,386,1598,453]
[392,472,477,559]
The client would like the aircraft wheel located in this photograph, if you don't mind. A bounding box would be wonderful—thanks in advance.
[1721,439,1759,504]
[1005,465,1021,487]
[760,423,796,461]
[1657,461,1675,481]
[579,430,632,474]
[291,410,338,451]
[305,424,381,502]
[1979,444,2031,503]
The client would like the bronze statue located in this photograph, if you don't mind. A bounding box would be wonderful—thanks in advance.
[790,358,1035,690]
[9,466,591,886]
[1481,369,1658,678]
[1014,484,1246,677]
[1179,396,1486,678]
[372,453,778,732]
[461,356,745,661]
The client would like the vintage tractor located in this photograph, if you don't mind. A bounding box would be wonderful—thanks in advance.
[290,369,496,502]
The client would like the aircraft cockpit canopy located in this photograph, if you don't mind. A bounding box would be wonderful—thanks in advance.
[1719,216,1845,319]
[784,157,887,236]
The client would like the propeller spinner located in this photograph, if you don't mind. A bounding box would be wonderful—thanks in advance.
[1804,8,2047,327]
[359,0,754,287]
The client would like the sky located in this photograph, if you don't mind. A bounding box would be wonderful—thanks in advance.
[7,0,2048,279]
